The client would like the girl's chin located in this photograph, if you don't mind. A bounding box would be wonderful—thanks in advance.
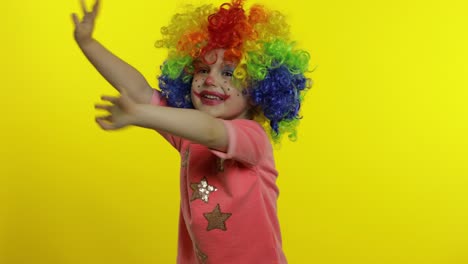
[195,100,220,110]
[197,106,220,116]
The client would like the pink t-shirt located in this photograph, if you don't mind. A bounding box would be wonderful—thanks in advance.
[151,90,287,264]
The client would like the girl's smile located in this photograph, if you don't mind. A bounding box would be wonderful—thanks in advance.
[193,90,231,105]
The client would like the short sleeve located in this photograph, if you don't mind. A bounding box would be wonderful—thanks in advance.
[210,119,269,166]
[151,89,167,106]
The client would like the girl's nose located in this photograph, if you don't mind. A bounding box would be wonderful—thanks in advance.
[204,76,215,86]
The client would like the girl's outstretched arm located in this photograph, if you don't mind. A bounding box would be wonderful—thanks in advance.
[95,91,228,152]
[72,0,153,104]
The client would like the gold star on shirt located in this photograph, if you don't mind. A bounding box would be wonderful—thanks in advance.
[203,204,232,231]
[181,148,190,168]
[190,177,218,203]
[195,245,208,264]
[217,158,225,172]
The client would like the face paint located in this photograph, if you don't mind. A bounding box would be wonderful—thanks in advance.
[190,49,251,120]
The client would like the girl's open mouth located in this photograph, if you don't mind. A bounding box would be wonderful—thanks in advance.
[194,91,230,106]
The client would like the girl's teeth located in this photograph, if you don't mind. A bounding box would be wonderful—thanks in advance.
[203,95,221,100]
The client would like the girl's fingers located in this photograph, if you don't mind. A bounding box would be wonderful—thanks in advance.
[71,13,80,27]
[80,0,88,14]
[95,104,111,111]
[100,95,118,103]
[96,116,114,130]
[96,115,112,121]
[92,0,100,16]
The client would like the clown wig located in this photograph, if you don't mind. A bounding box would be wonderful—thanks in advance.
[155,0,312,143]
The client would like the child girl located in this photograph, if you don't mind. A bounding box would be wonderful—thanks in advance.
[72,0,311,263]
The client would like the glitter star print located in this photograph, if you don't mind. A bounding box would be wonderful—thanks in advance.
[190,177,218,203]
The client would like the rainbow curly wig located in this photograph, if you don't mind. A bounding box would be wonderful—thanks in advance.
[155,0,313,143]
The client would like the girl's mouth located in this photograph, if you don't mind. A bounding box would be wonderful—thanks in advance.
[193,91,230,106]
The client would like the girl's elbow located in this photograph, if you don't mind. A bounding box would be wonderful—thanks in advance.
[205,122,228,151]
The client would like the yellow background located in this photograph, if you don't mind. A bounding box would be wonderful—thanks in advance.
[2,0,468,263]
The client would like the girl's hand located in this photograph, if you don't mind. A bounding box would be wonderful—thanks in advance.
[95,91,139,130]
[72,0,100,45]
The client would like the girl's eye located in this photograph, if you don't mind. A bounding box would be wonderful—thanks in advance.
[198,69,209,74]
[223,71,233,77]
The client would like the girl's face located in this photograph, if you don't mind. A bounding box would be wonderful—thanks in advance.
[191,49,251,120]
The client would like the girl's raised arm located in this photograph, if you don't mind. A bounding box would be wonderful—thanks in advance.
[72,0,153,104]
[95,92,228,152]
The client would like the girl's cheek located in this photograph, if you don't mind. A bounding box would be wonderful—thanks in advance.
[192,77,204,87]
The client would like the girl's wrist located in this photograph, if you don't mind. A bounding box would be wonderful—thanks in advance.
[76,37,95,48]
[130,104,147,127]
